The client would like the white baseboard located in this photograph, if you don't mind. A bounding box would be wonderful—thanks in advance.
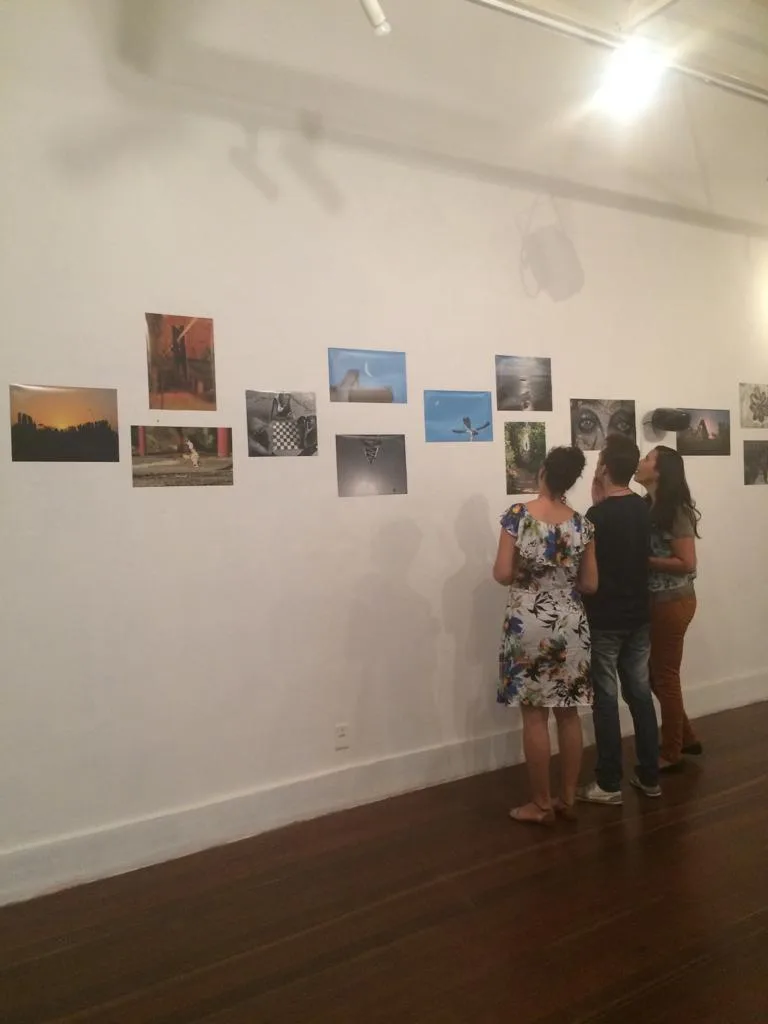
[1,671,765,907]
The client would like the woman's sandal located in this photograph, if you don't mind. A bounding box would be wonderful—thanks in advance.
[509,802,555,827]
[552,798,578,822]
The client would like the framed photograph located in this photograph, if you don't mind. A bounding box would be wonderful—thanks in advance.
[495,355,552,411]
[9,384,119,462]
[743,441,768,485]
[146,313,217,412]
[676,410,731,457]
[335,435,407,497]
[505,422,546,495]
[328,348,407,404]
[570,399,636,451]
[739,383,768,429]
[424,391,493,443]
[131,427,233,487]
[245,391,317,457]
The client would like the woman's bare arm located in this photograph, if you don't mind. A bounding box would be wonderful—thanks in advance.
[576,540,598,595]
[649,536,696,575]
[493,529,518,586]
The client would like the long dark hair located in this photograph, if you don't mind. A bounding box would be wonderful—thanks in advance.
[650,445,701,537]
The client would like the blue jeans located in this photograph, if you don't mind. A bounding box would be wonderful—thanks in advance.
[591,626,659,790]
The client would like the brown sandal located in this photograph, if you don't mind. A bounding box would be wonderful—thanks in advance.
[509,802,555,827]
[553,798,578,822]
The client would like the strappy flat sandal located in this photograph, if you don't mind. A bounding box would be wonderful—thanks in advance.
[553,798,578,822]
[509,802,555,827]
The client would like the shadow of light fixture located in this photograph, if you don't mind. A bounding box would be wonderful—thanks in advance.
[521,222,585,302]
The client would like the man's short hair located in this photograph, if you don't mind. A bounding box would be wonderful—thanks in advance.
[601,434,640,486]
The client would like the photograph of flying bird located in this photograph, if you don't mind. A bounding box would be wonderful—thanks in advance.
[424,390,494,444]
[452,416,491,441]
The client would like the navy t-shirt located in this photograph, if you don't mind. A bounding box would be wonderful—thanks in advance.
[584,494,650,631]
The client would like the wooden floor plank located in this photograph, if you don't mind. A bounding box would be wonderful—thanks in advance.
[1,702,766,1024]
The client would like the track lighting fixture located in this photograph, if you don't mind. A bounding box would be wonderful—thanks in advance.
[359,0,391,36]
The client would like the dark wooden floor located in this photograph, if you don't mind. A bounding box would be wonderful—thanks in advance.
[1,703,767,1024]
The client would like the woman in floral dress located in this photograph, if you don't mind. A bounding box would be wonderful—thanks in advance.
[494,446,597,825]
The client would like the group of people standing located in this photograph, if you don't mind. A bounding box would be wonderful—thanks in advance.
[493,436,701,825]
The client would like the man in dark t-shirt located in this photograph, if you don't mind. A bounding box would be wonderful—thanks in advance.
[577,435,660,803]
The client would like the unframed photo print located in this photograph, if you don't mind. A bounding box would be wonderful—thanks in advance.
[146,313,217,412]
[505,422,546,495]
[739,383,768,428]
[676,409,731,457]
[328,348,407,404]
[743,441,768,485]
[335,435,408,497]
[131,427,233,487]
[424,391,493,443]
[495,356,552,411]
[245,391,318,457]
[570,398,636,451]
[9,384,119,462]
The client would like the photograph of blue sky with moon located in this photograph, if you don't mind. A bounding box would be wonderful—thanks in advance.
[328,348,407,403]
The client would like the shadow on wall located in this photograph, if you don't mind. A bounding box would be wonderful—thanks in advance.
[442,496,513,774]
[348,521,441,756]
[50,0,768,237]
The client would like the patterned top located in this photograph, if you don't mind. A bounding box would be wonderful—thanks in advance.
[500,503,594,592]
[649,508,697,594]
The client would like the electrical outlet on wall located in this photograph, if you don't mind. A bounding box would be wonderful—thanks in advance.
[334,723,351,751]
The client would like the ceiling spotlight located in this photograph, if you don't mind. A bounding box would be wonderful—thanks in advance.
[359,0,391,36]
[593,37,669,120]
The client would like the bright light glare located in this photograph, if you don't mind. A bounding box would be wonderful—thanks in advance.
[593,38,669,120]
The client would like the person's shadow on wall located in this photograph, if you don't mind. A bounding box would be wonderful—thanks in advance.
[442,496,511,776]
[348,521,441,758]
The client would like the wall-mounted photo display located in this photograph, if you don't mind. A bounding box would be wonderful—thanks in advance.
[505,422,546,495]
[739,383,768,429]
[146,313,217,412]
[245,391,318,457]
[495,355,553,411]
[424,390,493,443]
[743,441,768,485]
[328,348,407,404]
[335,435,407,497]
[570,398,636,451]
[131,427,233,487]
[9,384,119,462]
[676,409,731,457]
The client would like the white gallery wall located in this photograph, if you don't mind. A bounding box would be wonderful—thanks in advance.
[1,0,767,904]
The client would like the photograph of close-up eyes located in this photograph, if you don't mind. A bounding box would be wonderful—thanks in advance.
[569,398,637,451]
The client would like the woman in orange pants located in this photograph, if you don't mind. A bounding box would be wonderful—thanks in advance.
[635,446,701,771]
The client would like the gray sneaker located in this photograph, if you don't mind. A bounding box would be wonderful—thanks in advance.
[630,774,662,798]
[576,781,623,805]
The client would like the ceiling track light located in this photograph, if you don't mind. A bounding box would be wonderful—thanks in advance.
[359,0,392,36]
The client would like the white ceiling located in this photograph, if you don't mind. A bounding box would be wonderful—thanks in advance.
[480,0,768,92]
[18,0,767,235]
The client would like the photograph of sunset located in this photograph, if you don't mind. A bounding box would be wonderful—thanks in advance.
[10,384,119,462]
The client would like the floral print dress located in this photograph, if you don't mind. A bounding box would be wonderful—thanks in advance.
[498,504,593,708]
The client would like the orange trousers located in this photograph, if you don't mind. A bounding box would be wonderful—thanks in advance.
[649,594,698,763]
